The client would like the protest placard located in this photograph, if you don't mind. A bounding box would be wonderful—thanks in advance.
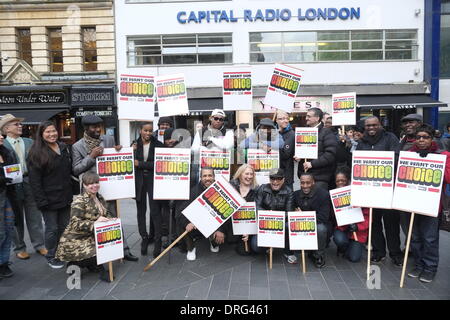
[288,211,318,251]
[153,147,191,200]
[182,176,245,238]
[96,147,135,201]
[223,69,252,111]
[351,151,395,209]
[118,73,155,120]
[200,147,231,181]
[247,149,280,185]
[3,164,23,185]
[156,73,189,117]
[392,151,447,217]
[332,92,356,126]
[294,127,318,159]
[257,210,285,248]
[263,64,303,113]
[94,219,124,265]
[231,202,257,235]
[330,186,364,227]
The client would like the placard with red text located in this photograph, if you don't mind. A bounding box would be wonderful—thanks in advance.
[332,92,356,126]
[156,73,189,117]
[223,69,252,111]
[118,73,155,120]
[330,186,364,227]
[288,211,318,250]
[295,127,318,159]
[257,210,285,248]
[231,202,257,235]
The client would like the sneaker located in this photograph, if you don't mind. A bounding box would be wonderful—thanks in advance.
[370,255,386,263]
[419,270,435,283]
[48,258,65,269]
[407,268,422,278]
[314,256,326,268]
[186,248,196,261]
[0,263,14,278]
[210,243,219,253]
[283,254,298,264]
[391,256,403,267]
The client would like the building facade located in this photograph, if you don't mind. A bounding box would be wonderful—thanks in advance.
[115,0,447,145]
[0,0,117,144]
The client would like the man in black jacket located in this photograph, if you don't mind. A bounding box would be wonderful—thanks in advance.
[276,111,295,189]
[176,168,226,261]
[293,173,330,268]
[356,116,403,266]
[254,168,295,263]
[296,108,337,190]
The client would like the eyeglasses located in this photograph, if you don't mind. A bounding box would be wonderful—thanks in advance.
[270,177,284,181]
[213,117,224,122]
[416,135,432,140]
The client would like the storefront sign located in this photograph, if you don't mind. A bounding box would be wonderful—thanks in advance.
[177,8,361,24]
[392,151,447,217]
[75,110,114,118]
[71,87,114,106]
[0,92,66,105]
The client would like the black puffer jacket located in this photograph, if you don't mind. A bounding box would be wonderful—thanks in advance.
[255,183,294,214]
[297,122,337,184]
[356,129,399,152]
[279,126,295,186]
[293,186,331,225]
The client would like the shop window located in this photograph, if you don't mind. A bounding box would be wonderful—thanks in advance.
[82,27,97,71]
[17,28,32,66]
[128,33,232,66]
[250,29,418,63]
[48,28,63,72]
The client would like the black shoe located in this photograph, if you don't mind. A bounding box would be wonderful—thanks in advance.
[391,255,403,267]
[370,255,386,263]
[0,263,14,278]
[419,270,435,283]
[314,256,326,268]
[124,251,139,262]
[47,258,65,269]
[336,246,347,257]
[407,268,422,278]
[99,268,114,283]
[141,237,149,255]
[153,240,162,258]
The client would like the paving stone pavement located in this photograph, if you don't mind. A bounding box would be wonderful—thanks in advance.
[1,199,449,300]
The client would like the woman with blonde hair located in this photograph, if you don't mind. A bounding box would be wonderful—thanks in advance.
[230,164,259,255]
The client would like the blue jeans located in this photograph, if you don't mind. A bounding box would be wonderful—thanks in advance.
[41,206,70,260]
[333,229,363,262]
[411,214,439,273]
[0,196,15,264]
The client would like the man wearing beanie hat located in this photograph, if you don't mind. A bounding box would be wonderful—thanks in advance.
[240,117,285,157]
[153,117,174,144]
[72,115,138,261]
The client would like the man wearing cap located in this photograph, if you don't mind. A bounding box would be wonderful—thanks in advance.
[71,115,138,261]
[240,118,285,153]
[153,117,174,144]
[0,114,46,260]
[253,168,295,263]
[295,107,337,191]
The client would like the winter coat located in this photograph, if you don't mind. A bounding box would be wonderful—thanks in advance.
[336,207,370,244]
[297,122,337,184]
[0,145,21,215]
[356,129,399,153]
[279,126,295,186]
[292,186,331,225]
[56,192,113,262]
[255,183,294,213]
[27,142,73,211]
[133,135,164,202]
[230,179,257,202]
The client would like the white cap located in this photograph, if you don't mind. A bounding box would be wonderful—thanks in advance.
[211,109,226,118]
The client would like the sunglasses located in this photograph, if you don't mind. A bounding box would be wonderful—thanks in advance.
[416,135,432,140]
[213,117,224,122]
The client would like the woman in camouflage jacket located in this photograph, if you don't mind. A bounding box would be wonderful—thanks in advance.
[56,172,115,281]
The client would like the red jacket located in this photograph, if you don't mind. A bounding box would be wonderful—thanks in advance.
[336,207,370,244]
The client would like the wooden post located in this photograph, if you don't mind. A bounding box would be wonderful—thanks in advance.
[116,200,123,264]
[108,262,113,282]
[269,247,273,270]
[168,203,173,264]
[144,230,189,271]
[244,241,249,253]
[400,212,415,288]
[367,208,373,281]
[304,159,309,172]
[353,232,358,242]
[301,250,306,274]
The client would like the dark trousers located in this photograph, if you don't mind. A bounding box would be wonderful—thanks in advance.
[411,215,440,273]
[135,174,162,243]
[371,208,402,258]
[41,206,70,260]
[333,229,363,262]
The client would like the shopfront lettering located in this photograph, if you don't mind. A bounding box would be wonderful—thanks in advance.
[0,93,65,104]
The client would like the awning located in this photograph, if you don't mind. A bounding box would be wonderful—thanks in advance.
[356,94,447,110]
[0,109,68,124]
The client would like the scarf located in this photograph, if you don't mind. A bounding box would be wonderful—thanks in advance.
[409,141,439,157]
[84,132,101,154]
[92,194,107,217]
[362,129,384,146]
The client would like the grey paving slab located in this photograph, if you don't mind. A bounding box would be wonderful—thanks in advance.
[210,270,232,291]
[269,280,291,300]
[186,276,213,299]
[208,289,229,300]
[164,286,190,300]
[327,282,354,300]
[310,289,333,300]
[249,286,270,300]
[288,285,312,300]
[229,282,249,298]
[349,288,375,300]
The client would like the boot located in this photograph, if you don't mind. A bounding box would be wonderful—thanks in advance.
[153,238,162,258]
[99,265,114,283]
[141,236,149,255]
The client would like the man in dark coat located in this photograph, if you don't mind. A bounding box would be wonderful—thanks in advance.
[276,111,295,189]
[296,108,337,190]
[176,169,226,261]
[293,172,331,268]
[356,116,403,266]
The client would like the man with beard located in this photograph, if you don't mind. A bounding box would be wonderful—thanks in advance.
[72,115,138,261]
[356,116,402,266]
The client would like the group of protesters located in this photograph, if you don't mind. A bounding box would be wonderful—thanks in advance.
[0,107,449,285]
